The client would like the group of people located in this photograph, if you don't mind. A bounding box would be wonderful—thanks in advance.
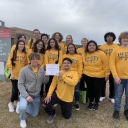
[6,29,128,128]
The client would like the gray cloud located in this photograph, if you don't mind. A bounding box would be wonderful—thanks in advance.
[0,0,128,44]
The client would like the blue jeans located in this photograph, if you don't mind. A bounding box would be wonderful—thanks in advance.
[19,95,40,120]
[75,82,80,103]
[114,79,128,111]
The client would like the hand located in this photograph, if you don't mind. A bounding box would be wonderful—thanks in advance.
[114,78,121,85]
[59,72,63,77]
[43,96,51,104]
[105,77,109,81]
[26,96,33,102]
[10,73,15,80]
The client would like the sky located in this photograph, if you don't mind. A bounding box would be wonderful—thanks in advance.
[0,0,128,45]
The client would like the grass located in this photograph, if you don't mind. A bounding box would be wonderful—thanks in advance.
[0,80,128,128]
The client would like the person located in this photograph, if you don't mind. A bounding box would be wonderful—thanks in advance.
[110,31,128,120]
[7,40,28,113]
[27,39,45,68]
[42,57,78,123]
[77,38,88,101]
[99,32,119,103]
[64,35,73,54]
[77,38,88,55]
[11,34,29,52]
[41,33,49,50]
[45,38,62,94]
[62,44,82,110]
[82,40,109,110]
[18,53,49,128]
[52,32,65,54]
[27,29,40,49]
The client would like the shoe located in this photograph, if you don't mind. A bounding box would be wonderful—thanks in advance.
[109,98,115,103]
[87,103,93,110]
[16,102,20,114]
[20,120,27,128]
[47,114,56,123]
[53,104,58,107]
[124,110,128,120]
[8,103,14,112]
[99,97,105,102]
[75,104,80,110]
[113,111,119,119]
[93,103,99,111]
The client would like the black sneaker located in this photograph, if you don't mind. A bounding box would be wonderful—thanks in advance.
[124,110,128,120]
[75,104,80,110]
[87,103,93,110]
[113,111,119,119]
[93,103,99,111]
[47,114,56,123]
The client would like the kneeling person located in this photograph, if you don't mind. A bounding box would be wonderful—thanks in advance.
[43,57,78,123]
[18,53,49,128]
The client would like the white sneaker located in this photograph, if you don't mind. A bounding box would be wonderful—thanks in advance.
[109,98,115,103]
[8,103,14,112]
[20,120,27,128]
[16,102,20,114]
[99,97,105,102]
[53,104,58,107]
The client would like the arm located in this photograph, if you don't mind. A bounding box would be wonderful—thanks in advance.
[77,55,83,79]
[109,50,119,78]
[27,39,31,49]
[44,50,48,65]
[61,71,78,86]
[47,76,57,96]
[100,51,110,77]
[18,68,29,98]
[58,51,63,66]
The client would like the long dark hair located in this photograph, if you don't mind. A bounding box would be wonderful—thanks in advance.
[47,38,60,50]
[12,40,26,66]
[32,39,45,54]
[85,40,99,53]
[66,43,77,54]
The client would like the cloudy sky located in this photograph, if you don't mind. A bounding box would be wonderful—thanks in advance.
[0,0,128,45]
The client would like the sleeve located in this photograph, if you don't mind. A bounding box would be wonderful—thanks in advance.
[41,55,45,68]
[10,45,16,52]
[24,54,28,66]
[18,68,29,98]
[47,76,57,96]
[44,50,48,65]
[61,71,78,86]
[100,51,110,77]
[27,39,31,49]
[27,49,32,64]
[6,51,13,70]
[77,55,83,79]
[109,49,119,78]
[58,51,63,66]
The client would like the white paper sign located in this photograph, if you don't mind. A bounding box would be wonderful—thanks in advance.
[46,64,59,76]
[0,62,4,75]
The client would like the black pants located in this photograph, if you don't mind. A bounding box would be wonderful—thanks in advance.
[83,74,104,104]
[40,84,44,96]
[45,76,54,94]
[11,80,18,102]
[101,73,115,98]
[42,92,72,119]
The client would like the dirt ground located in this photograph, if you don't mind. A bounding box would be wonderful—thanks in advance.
[0,80,128,128]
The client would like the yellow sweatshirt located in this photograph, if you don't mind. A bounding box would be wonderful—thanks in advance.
[27,49,45,68]
[27,38,37,49]
[47,70,78,102]
[63,45,67,54]
[6,51,28,80]
[77,47,85,56]
[109,47,128,79]
[99,43,119,60]
[58,42,65,55]
[45,49,62,66]
[82,50,110,78]
[11,44,29,52]
[62,54,83,79]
